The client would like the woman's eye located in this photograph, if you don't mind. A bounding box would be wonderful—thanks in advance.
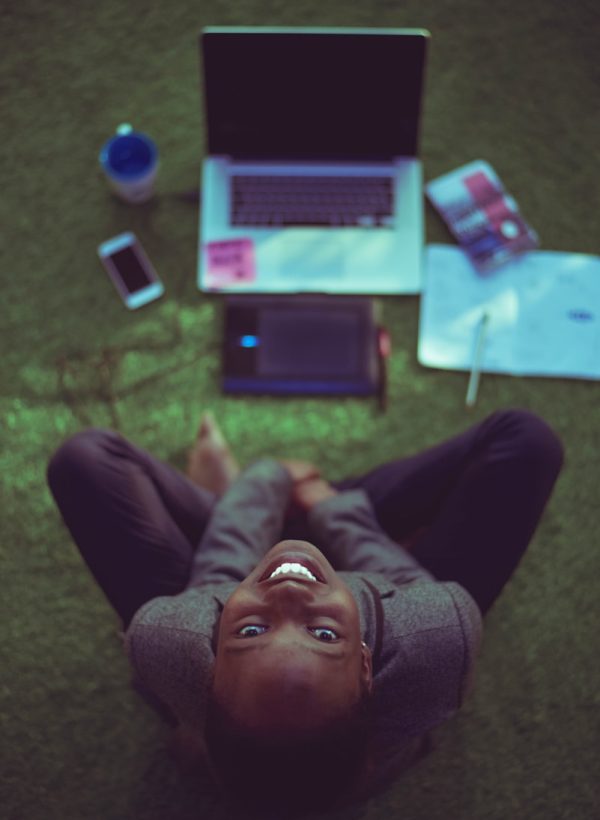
[237,625,339,641]
[238,625,268,638]
[311,627,339,642]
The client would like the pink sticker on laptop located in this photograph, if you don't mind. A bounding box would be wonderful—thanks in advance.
[205,239,257,288]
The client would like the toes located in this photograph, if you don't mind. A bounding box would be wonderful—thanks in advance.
[197,411,218,441]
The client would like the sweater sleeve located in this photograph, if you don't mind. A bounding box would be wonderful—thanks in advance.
[367,578,483,762]
[124,586,227,732]
[446,581,483,703]
[307,488,433,585]
[362,577,483,794]
[187,458,293,586]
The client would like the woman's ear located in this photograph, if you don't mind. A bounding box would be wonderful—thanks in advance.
[360,641,374,694]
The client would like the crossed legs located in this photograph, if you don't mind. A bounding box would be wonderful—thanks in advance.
[47,409,563,625]
[334,409,564,613]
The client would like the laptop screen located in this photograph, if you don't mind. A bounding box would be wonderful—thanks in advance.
[201,28,429,162]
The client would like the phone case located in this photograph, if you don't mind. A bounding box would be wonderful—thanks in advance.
[426,160,539,273]
[97,232,164,309]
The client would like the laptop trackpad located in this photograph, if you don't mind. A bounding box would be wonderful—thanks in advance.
[256,230,399,292]
[262,233,345,281]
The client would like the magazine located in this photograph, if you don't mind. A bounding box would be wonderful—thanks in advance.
[426,160,539,273]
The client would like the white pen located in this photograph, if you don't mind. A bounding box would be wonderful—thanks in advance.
[465,311,490,408]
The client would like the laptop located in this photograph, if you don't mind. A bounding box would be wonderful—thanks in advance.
[197,27,430,295]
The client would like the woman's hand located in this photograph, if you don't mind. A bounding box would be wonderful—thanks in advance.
[280,460,337,512]
[292,476,338,511]
[279,460,321,484]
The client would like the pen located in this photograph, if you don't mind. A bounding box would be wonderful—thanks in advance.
[377,326,391,414]
[465,311,490,408]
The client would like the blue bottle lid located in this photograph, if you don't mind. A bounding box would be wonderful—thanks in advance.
[99,127,158,180]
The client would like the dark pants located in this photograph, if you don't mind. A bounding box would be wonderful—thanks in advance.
[47,409,563,627]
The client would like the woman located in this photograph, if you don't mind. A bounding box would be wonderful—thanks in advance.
[47,408,563,813]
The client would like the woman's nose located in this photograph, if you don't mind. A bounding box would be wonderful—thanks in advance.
[264,579,314,608]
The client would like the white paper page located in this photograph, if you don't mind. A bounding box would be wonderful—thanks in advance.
[419,244,600,379]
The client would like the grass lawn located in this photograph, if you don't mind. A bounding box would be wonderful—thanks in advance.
[2,1,598,818]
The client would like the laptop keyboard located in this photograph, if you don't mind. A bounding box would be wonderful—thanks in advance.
[230,175,394,227]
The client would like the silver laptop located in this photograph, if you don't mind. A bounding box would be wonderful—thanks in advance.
[197,27,430,295]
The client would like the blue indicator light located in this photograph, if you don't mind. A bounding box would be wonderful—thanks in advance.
[240,334,260,348]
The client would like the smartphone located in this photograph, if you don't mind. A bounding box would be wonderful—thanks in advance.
[97,232,164,309]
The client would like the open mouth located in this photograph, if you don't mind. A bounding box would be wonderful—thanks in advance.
[269,562,318,581]
[259,555,325,583]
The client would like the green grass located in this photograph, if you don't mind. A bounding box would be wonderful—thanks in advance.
[1,1,599,818]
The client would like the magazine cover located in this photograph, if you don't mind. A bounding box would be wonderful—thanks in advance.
[426,160,539,273]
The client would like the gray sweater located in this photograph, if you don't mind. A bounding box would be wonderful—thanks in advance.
[125,459,482,793]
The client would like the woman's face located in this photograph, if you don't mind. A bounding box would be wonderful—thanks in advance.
[213,539,373,731]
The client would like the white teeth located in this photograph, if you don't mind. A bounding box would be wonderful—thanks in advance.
[269,562,317,581]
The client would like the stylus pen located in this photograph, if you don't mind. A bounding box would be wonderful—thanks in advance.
[379,357,387,413]
[465,311,490,408]
[378,327,391,413]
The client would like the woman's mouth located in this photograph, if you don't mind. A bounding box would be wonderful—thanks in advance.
[259,551,326,583]
[268,562,318,581]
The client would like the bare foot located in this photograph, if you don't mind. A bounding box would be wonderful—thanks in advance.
[187,411,240,496]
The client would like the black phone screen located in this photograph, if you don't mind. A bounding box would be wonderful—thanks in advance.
[110,246,153,293]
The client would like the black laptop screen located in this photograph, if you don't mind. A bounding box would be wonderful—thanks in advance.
[201,29,428,161]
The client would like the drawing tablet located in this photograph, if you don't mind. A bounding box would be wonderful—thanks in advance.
[222,296,380,395]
